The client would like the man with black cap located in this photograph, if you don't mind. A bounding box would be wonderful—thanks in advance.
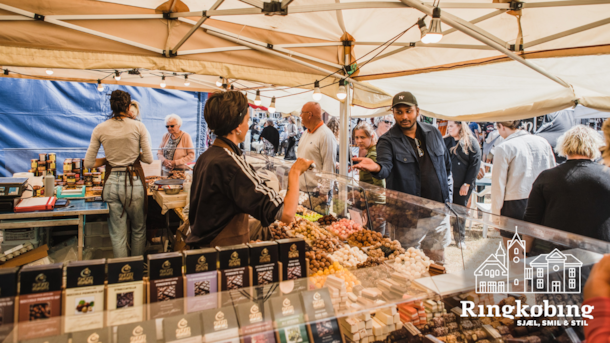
[354,92,453,262]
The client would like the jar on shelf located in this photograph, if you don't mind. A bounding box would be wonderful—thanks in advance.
[48,153,56,162]
[92,172,102,184]
[38,153,47,162]
[31,159,38,170]
[64,159,73,173]
[33,186,41,197]
[84,173,93,187]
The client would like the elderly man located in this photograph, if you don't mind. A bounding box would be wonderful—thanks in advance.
[297,102,337,174]
[354,92,453,263]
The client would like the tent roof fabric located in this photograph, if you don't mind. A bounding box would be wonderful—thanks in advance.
[1,0,610,120]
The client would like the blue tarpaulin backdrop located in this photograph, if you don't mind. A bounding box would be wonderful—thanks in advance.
[0,78,208,177]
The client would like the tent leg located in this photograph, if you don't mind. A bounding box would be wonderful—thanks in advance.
[339,84,350,176]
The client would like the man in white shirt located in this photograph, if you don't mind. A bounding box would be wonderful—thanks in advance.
[297,102,337,175]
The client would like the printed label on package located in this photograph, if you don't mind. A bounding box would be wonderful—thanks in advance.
[117,320,157,343]
[242,330,276,343]
[163,313,203,343]
[106,281,145,326]
[186,271,218,313]
[301,289,334,321]
[71,327,110,343]
[308,319,342,343]
[271,293,304,329]
[63,285,105,332]
[148,277,185,319]
[220,267,251,307]
[252,264,278,286]
[278,324,310,343]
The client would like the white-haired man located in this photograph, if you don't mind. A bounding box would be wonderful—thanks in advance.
[158,113,195,175]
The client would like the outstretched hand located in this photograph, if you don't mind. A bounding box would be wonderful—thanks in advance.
[352,157,381,173]
[290,158,314,175]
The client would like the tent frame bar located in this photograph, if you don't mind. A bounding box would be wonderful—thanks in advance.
[356,42,494,50]
[239,0,265,9]
[170,0,224,55]
[45,14,163,20]
[180,19,344,69]
[400,0,570,88]
[368,9,505,63]
[524,17,610,48]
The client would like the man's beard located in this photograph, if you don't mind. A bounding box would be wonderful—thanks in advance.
[398,120,416,130]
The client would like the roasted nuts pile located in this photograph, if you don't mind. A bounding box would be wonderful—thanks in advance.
[357,257,385,268]
[291,218,330,243]
[317,214,337,226]
[366,239,405,260]
[330,246,368,269]
[327,219,363,240]
[268,221,291,240]
[306,250,333,274]
[347,230,384,247]
[310,236,344,253]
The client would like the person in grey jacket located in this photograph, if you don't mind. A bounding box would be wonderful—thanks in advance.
[354,92,453,263]
[491,120,555,254]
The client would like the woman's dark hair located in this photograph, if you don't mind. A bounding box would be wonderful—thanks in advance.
[204,91,249,137]
[109,90,131,119]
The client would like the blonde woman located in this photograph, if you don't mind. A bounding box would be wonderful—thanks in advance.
[524,125,610,241]
[443,121,481,248]
[353,121,385,188]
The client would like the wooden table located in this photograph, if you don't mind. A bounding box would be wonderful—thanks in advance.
[0,200,109,260]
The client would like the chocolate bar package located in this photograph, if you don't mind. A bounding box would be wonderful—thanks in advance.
[248,242,279,286]
[63,259,106,332]
[200,306,239,343]
[271,293,309,343]
[71,327,110,343]
[276,239,305,289]
[18,263,63,340]
[148,252,184,319]
[216,244,249,270]
[236,301,274,336]
[217,244,251,307]
[270,293,304,328]
[106,256,145,325]
[0,267,18,342]
[300,289,335,322]
[163,313,203,343]
[184,249,219,313]
[308,319,342,343]
[117,320,157,343]
[220,267,251,307]
[20,333,69,343]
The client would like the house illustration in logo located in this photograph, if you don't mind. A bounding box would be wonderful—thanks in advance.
[475,229,582,294]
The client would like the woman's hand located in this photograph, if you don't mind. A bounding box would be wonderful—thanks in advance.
[290,158,314,175]
[352,157,381,173]
[459,184,470,196]
[163,160,174,169]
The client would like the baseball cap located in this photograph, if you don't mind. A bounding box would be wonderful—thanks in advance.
[391,92,418,108]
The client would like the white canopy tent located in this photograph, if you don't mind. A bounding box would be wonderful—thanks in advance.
[2,0,610,173]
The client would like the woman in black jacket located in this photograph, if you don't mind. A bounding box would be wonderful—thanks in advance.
[444,121,481,248]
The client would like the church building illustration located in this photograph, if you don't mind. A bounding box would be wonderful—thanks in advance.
[474,229,582,294]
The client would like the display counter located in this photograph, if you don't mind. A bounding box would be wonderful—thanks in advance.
[0,151,606,342]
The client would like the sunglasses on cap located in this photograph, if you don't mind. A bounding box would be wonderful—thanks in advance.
[166,125,175,128]
[382,120,393,124]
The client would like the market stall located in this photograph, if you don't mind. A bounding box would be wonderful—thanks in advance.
[0,151,606,343]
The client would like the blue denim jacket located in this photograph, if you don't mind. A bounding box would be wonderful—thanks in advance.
[372,122,453,203]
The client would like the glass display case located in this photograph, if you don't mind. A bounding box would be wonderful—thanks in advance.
[0,150,605,343]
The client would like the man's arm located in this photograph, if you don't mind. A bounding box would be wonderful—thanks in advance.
[444,142,453,203]
[370,137,393,179]
[523,177,546,225]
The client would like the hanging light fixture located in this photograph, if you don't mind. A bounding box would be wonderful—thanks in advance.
[312,80,322,101]
[419,8,443,44]
[160,75,166,88]
[336,79,347,100]
[230,84,234,90]
[184,75,190,86]
[3,69,8,76]
[216,77,223,87]
[97,80,104,92]
[46,69,54,75]
[268,97,276,114]
[255,90,262,106]
[114,70,121,81]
